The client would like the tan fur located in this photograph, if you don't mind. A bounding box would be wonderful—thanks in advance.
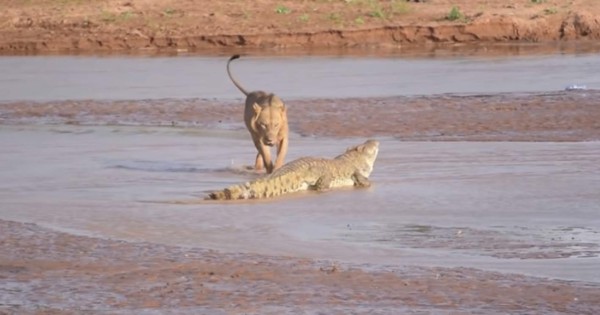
[227,55,289,174]
[206,139,380,200]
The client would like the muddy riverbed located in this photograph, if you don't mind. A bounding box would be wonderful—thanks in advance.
[1,51,600,313]
[1,122,600,314]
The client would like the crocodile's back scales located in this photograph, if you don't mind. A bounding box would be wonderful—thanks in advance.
[207,139,379,200]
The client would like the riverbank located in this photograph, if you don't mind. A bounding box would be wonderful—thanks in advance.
[2,0,600,54]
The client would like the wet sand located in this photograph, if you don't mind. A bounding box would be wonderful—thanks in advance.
[2,219,600,314]
[1,53,599,142]
[2,90,599,141]
[1,122,600,313]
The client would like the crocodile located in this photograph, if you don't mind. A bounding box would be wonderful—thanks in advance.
[206,139,379,200]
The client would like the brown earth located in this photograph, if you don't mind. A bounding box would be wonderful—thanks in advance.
[2,0,600,54]
[2,219,600,314]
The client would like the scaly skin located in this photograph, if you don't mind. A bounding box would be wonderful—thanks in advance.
[206,139,379,200]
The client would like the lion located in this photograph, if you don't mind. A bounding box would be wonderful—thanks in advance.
[226,54,289,174]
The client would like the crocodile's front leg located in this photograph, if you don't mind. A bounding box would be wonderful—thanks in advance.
[352,172,371,188]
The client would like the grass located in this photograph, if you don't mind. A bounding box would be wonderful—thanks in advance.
[544,7,558,14]
[120,11,135,20]
[390,0,410,15]
[366,0,387,19]
[531,0,547,3]
[275,5,291,14]
[243,10,251,20]
[346,0,411,20]
[328,12,342,25]
[446,6,463,21]
[55,0,85,6]
[100,11,117,22]
[100,10,136,23]
[163,8,176,16]
[299,13,310,22]
[369,7,385,18]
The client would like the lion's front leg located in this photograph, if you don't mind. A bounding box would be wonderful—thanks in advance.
[257,143,274,174]
[254,153,264,171]
[273,136,288,172]
[251,137,273,173]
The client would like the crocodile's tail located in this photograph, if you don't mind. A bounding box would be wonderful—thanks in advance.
[205,183,249,200]
[206,176,304,200]
[226,55,249,96]
[205,190,228,200]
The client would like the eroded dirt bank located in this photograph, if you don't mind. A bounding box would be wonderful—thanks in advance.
[2,0,600,54]
[2,91,599,141]
[1,219,599,314]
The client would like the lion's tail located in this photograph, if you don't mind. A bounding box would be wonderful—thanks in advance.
[226,55,249,96]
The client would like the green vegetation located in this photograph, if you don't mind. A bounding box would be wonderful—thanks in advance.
[55,0,85,5]
[328,12,342,25]
[390,0,410,15]
[120,11,135,20]
[275,5,291,14]
[344,0,411,20]
[299,13,310,22]
[446,6,463,21]
[100,10,136,23]
[369,6,385,19]
[163,8,176,16]
[100,11,117,22]
[531,0,547,3]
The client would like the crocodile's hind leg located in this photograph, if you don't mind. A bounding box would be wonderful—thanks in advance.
[352,172,371,188]
[313,175,333,191]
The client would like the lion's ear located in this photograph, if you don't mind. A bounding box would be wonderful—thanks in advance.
[252,102,262,115]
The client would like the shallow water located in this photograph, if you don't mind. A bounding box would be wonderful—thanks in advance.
[1,125,599,282]
[0,52,598,102]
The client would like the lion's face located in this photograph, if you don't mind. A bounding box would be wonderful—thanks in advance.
[254,105,286,146]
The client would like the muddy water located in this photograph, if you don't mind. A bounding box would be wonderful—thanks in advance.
[1,53,598,102]
[1,125,599,282]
